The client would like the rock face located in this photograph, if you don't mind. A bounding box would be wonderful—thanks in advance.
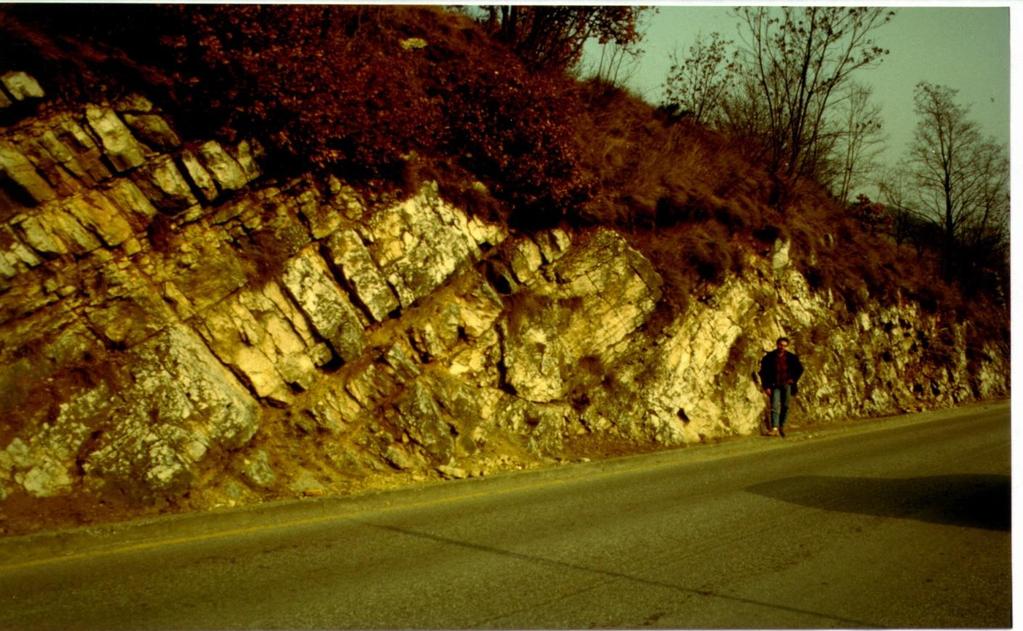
[0,72,1009,530]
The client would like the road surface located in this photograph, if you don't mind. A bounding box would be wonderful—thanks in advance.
[0,401,1011,629]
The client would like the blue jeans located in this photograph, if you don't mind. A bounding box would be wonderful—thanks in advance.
[770,385,792,429]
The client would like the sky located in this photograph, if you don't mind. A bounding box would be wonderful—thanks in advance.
[581,4,1012,172]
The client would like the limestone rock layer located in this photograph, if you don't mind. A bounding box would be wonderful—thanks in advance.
[0,72,1007,527]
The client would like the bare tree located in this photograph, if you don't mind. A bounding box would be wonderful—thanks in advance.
[587,29,643,88]
[878,162,924,247]
[733,7,894,182]
[909,83,1005,272]
[907,82,1009,289]
[719,67,772,157]
[830,82,886,202]
[661,32,737,125]
[960,139,1010,249]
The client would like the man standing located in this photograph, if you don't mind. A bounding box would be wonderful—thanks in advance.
[758,336,804,437]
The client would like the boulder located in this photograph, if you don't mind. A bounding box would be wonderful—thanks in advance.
[1,381,110,499]
[771,238,791,270]
[34,129,93,190]
[12,213,66,256]
[0,71,45,102]
[148,223,249,313]
[105,178,158,230]
[80,261,178,347]
[20,459,73,498]
[195,283,325,403]
[365,183,490,307]
[385,445,424,471]
[197,140,249,192]
[323,229,399,322]
[83,325,261,495]
[0,252,15,279]
[390,380,454,463]
[281,247,367,362]
[534,228,572,263]
[238,448,276,489]
[84,105,147,172]
[234,139,263,183]
[0,142,57,206]
[508,237,543,284]
[53,115,112,184]
[65,190,135,247]
[502,229,662,403]
[122,113,182,151]
[10,132,83,199]
[132,154,198,213]
[44,205,102,254]
[179,150,219,202]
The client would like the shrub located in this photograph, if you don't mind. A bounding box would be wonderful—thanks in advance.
[444,59,593,228]
[0,5,1006,354]
[684,222,738,284]
[4,5,590,228]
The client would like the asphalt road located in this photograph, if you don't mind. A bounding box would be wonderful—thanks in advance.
[0,401,1011,629]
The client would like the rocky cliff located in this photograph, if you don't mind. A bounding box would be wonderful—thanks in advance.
[0,71,1008,533]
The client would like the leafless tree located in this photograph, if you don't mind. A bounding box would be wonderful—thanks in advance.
[661,32,737,126]
[909,82,1008,278]
[828,82,886,202]
[878,163,923,247]
[732,7,894,183]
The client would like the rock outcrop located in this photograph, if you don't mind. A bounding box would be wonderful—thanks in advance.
[0,72,1008,531]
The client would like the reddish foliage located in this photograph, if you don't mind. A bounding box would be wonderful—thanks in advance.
[0,5,1006,351]
[3,5,591,225]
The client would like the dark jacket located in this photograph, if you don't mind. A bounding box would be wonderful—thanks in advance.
[759,349,804,390]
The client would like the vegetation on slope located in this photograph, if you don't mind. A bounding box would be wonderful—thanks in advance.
[0,4,1007,359]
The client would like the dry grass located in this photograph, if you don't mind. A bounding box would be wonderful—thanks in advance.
[236,227,298,287]
[1,5,1005,353]
[570,82,1006,360]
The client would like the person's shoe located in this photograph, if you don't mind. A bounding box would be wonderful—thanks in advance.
[779,427,786,438]
[770,427,779,436]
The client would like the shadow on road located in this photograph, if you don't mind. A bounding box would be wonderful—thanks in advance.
[746,474,1010,531]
